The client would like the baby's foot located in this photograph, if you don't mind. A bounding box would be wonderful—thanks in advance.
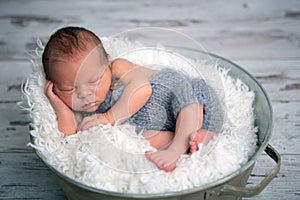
[143,130,174,150]
[145,149,178,172]
[189,129,215,153]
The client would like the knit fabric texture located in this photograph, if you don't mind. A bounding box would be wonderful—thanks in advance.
[96,68,223,133]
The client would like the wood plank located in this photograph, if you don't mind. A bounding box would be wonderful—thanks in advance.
[0,60,33,153]
[0,0,299,60]
[234,59,300,102]
[180,17,300,60]
[0,103,32,153]
[270,102,300,154]
[0,153,66,200]
[0,60,31,102]
[0,153,298,200]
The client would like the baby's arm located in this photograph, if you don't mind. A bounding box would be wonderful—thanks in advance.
[45,81,77,136]
[78,58,153,131]
[107,58,153,123]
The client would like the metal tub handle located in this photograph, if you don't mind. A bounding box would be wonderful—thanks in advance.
[221,144,281,197]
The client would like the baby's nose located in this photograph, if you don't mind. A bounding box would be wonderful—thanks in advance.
[77,86,93,99]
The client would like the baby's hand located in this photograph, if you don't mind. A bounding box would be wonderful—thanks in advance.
[45,80,77,136]
[45,80,70,112]
[77,113,110,131]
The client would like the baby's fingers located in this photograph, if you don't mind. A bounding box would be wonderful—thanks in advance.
[45,80,55,98]
[44,81,59,104]
[44,80,70,111]
[78,115,99,131]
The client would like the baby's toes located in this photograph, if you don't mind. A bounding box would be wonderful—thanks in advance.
[145,151,159,162]
[156,159,166,169]
[145,150,152,158]
[163,162,176,172]
[189,142,198,153]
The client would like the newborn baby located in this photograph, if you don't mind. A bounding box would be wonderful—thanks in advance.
[43,26,223,172]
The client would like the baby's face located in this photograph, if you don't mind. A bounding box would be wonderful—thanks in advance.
[49,46,111,112]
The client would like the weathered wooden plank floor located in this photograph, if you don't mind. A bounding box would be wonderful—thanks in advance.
[0,0,299,199]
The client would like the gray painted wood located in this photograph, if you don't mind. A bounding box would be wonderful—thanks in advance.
[0,0,299,199]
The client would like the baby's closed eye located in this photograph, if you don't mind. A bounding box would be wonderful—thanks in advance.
[60,88,75,93]
[88,78,99,84]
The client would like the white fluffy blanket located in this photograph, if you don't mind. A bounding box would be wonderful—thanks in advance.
[22,38,258,194]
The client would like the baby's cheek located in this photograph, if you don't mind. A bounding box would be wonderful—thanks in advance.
[59,94,73,108]
[95,85,104,98]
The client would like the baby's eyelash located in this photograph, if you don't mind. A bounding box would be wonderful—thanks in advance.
[88,79,99,84]
[60,88,75,93]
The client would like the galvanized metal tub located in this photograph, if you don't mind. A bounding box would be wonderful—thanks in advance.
[33,47,280,200]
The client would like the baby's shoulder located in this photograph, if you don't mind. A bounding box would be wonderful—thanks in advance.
[111,58,131,66]
[111,58,155,78]
[110,58,135,78]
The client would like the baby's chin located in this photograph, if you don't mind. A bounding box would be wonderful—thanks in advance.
[73,104,99,113]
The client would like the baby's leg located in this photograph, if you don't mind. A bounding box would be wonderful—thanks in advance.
[189,129,215,153]
[145,104,203,172]
[143,130,174,150]
[143,130,177,172]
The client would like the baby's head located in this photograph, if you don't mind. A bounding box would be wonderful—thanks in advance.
[43,26,108,80]
[42,26,112,112]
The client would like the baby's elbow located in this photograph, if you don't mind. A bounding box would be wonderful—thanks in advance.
[143,83,152,100]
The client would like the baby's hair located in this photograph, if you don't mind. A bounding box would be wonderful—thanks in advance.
[42,26,108,80]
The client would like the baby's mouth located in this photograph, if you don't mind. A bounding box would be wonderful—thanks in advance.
[81,102,99,110]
